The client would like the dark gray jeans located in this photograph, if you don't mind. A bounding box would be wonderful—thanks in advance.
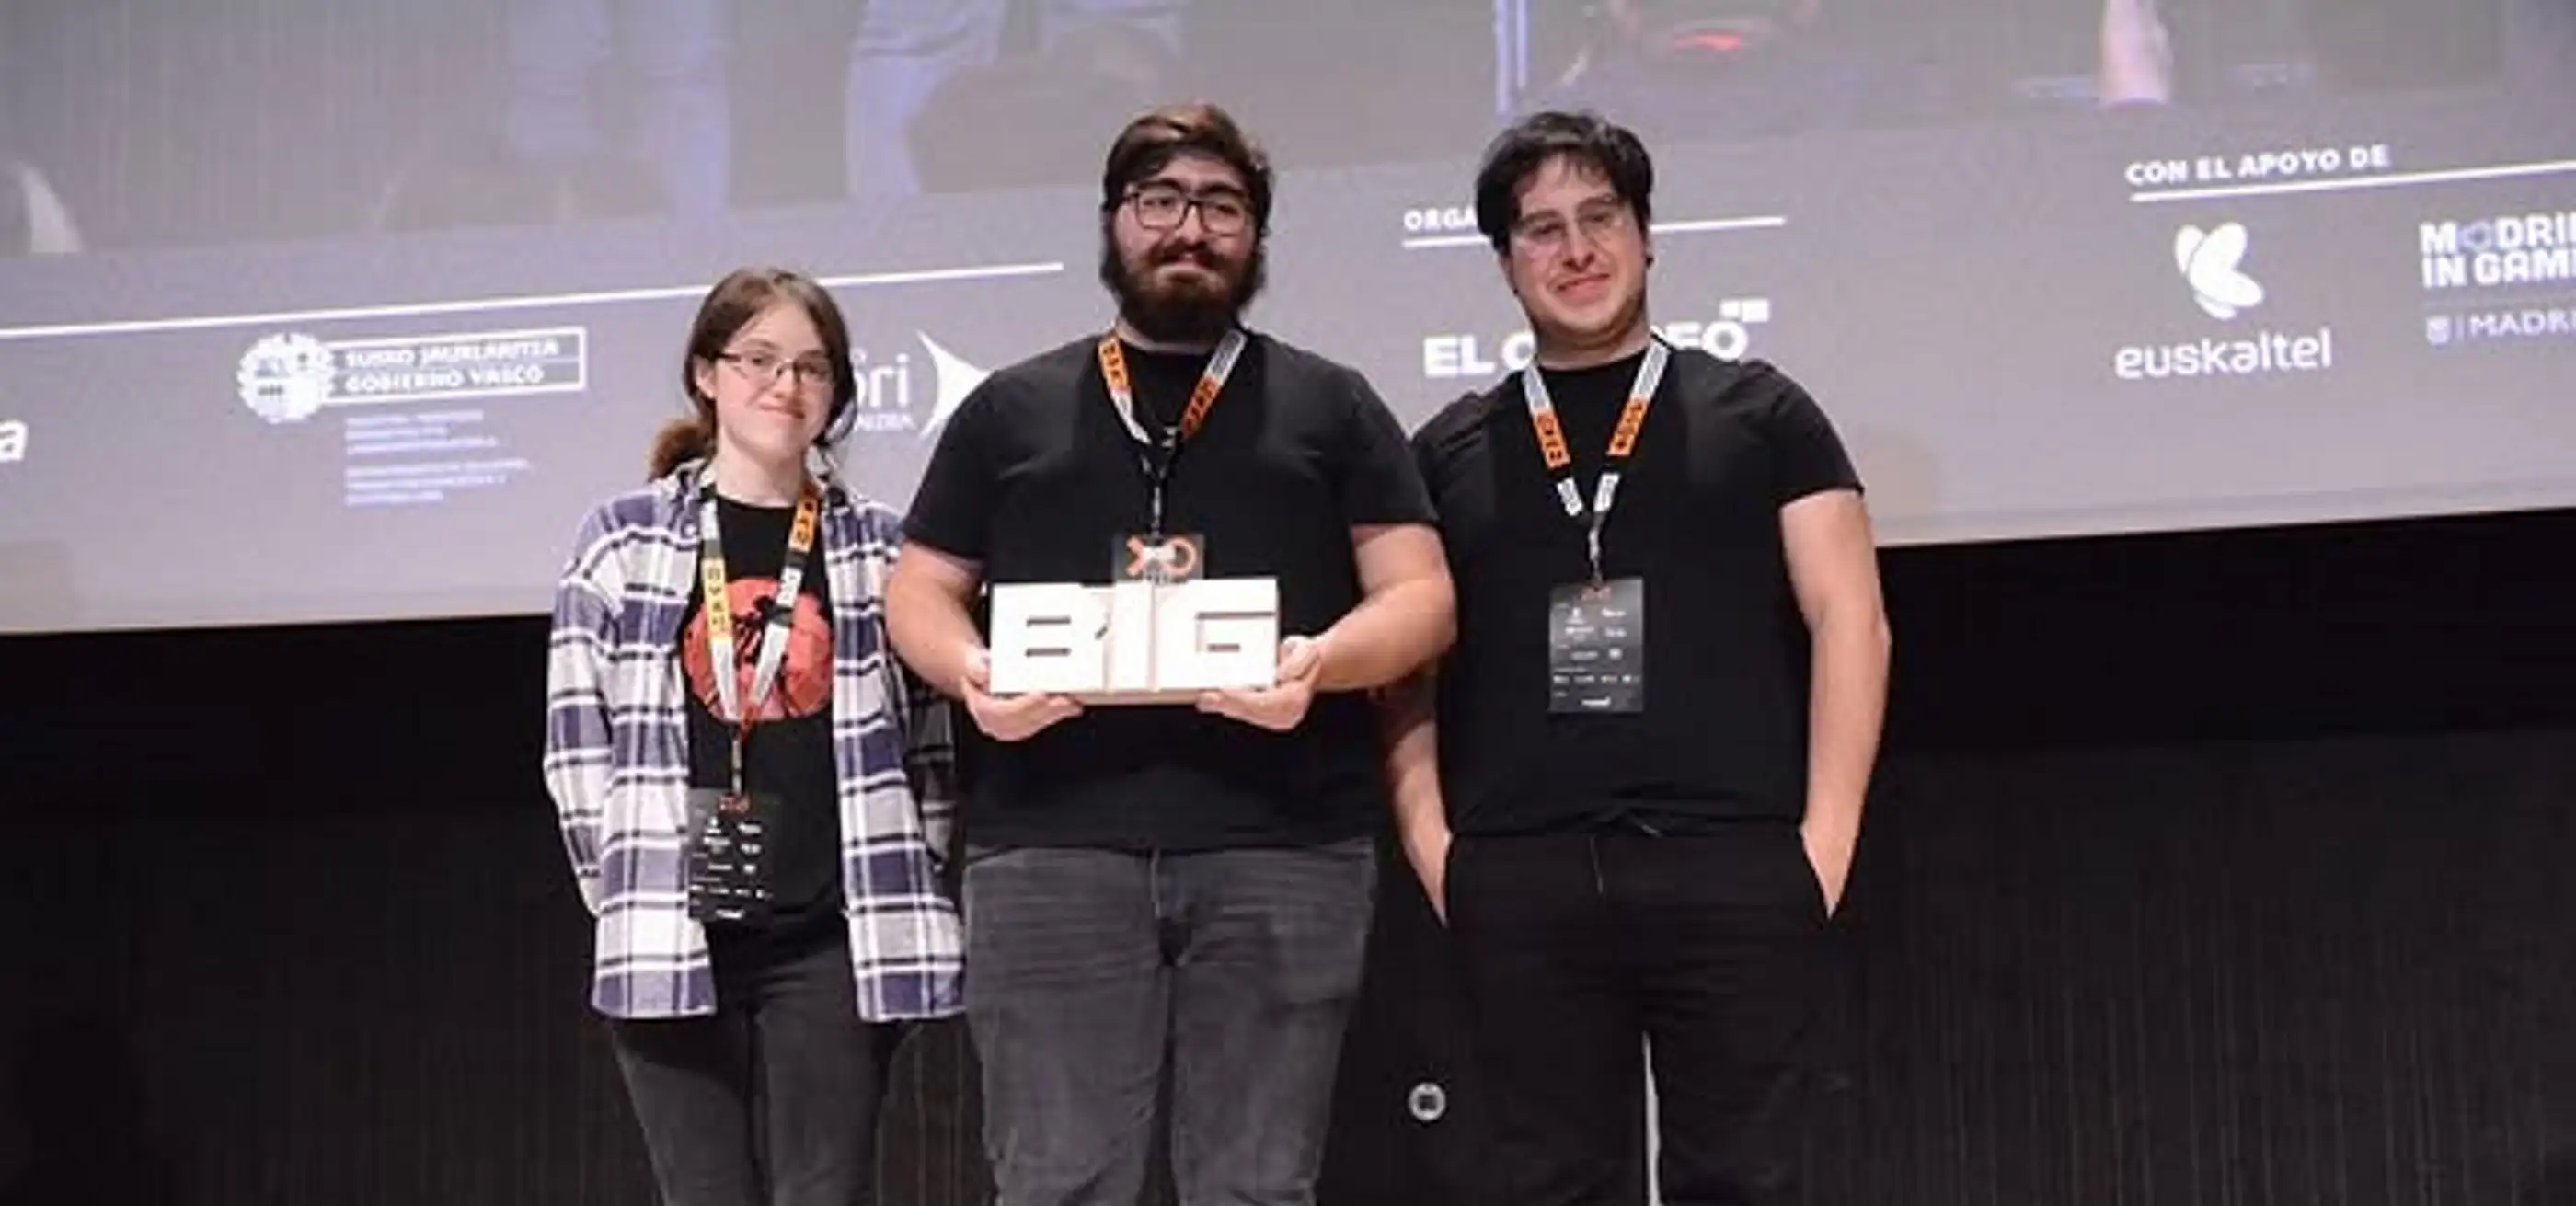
[963,839,1378,1206]
[605,922,904,1206]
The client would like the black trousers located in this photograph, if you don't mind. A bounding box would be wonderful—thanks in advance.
[1447,823,1827,1206]
[605,921,904,1206]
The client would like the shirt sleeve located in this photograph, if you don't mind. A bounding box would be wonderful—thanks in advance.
[541,505,623,914]
[860,505,960,874]
[893,660,960,877]
[902,377,1001,560]
[1764,375,1863,507]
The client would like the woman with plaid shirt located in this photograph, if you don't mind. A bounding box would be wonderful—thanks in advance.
[543,267,963,1206]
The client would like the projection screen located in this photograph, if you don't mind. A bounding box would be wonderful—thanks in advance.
[1,0,2570,632]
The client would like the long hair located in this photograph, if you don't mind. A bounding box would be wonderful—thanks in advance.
[648,268,858,479]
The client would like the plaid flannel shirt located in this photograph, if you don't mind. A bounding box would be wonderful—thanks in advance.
[541,459,964,1021]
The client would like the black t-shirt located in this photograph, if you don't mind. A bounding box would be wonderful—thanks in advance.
[680,496,841,931]
[1412,347,1860,835]
[904,332,1435,850]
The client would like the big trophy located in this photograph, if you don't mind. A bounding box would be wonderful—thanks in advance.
[985,535,1280,704]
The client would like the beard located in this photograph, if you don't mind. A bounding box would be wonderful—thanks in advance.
[1100,235,1267,346]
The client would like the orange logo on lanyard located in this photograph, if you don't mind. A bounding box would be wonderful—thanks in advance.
[1606,392,1651,459]
[1533,408,1572,471]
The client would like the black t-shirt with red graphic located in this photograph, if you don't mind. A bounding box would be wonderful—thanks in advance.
[681,495,840,933]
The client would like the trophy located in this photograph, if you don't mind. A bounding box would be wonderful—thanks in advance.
[985,535,1281,704]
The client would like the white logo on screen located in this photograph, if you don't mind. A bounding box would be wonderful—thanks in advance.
[237,334,337,422]
[2420,212,2576,293]
[2175,223,2264,320]
[2113,221,2331,381]
[1422,298,1770,380]
[844,332,987,439]
[0,416,25,465]
[917,333,986,438]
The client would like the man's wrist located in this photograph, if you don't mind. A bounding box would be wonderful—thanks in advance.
[1298,629,1337,685]
[949,642,986,700]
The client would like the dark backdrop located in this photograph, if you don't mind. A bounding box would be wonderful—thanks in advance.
[3,506,2570,1205]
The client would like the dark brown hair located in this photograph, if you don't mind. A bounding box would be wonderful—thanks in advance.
[1471,109,1655,255]
[647,267,858,479]
[1098,101,1274,235]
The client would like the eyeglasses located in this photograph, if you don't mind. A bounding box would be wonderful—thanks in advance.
[1126,180,1253,236]
[715,350,836,395]
[1510,198,1635,256]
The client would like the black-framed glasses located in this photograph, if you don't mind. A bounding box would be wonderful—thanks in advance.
[1126,180,1253,236]
[715,350,836,394]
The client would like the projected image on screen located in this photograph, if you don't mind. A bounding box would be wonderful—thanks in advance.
[0,0,2570,633]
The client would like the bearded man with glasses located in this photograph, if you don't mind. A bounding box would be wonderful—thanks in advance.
[887,101,1455,1206]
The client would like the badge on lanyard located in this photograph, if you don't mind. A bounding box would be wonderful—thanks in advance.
[684,486,821,926]
[1524,341,1668,716]
[1548,577,1647,714]
[1111,532,1205,584]
[684,787,774,926]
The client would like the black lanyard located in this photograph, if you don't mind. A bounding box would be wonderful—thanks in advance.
[1096,327,1248,540]
[1519,339,1671,583]
[696,486,821,796]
